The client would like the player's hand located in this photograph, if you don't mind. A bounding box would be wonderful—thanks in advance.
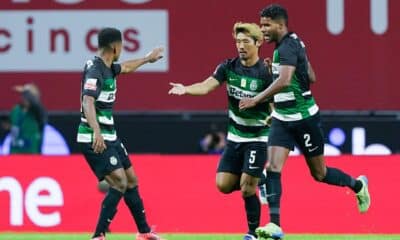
[13,85,25,92]
[266,116,272,127]
[239,97,257,110]
[145,47,164,63]
[168,82,186,95]
[92,130,107,154]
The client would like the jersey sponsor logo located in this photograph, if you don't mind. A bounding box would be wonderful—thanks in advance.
[107,93,115,101]
[98,90,116,102]
[84,78,97,90]
[228,86,255,99]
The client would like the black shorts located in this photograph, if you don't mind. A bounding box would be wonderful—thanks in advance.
[268,113,324,157]
[217,140,267,178]
[79,138,132,181]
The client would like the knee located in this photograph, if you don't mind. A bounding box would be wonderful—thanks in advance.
[216,182,234,194]
[311,170,325,182]
[112,177,128,193]
[240,183,256,198]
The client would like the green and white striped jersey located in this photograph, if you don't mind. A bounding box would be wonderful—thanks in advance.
[213,57,273,142]
[271,32,319,121]
[77,56,121,143]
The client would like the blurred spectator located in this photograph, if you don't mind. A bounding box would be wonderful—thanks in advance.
[199,124,226,154]
[0,116,11,143]
[9,83,47,154]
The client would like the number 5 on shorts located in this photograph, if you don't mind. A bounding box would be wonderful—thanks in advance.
[249,150,256,164]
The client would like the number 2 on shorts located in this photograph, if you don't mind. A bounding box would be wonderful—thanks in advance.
[303,133,312,147]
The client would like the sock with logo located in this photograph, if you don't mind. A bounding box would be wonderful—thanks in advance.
[266,171,282,226]
[244,194,261,236]
[322,167,362,193]
[93,187,123,238]
[124,186,151,233]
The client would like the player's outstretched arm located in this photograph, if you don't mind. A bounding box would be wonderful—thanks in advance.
[239,65,295,110]
[168,77,220,96]
[120,47,164,74]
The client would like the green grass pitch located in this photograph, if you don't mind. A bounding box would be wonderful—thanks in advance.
[1,233,400,240]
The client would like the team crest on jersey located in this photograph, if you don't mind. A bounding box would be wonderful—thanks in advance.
[109,156,118,166]
[250,80,258,91]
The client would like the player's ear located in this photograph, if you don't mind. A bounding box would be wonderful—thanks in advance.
[256,40,262,47]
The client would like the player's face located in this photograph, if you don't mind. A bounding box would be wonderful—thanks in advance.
[113,42,123,61]
[260,17,280,43]
[235,33,258,60]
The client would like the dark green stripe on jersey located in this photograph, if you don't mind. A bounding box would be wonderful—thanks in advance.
[213,57,272,142]
[272,32,318,121]
[77,56,121,143]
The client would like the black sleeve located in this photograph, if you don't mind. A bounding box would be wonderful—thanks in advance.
[23,91,47,131]
[279,40,298,66]
[82,66,103,99]
[112,63,122,76]
[212,60,228,84]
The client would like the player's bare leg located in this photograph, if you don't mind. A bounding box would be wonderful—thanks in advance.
[216,172,240,193]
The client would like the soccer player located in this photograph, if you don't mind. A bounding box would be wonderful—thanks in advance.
[169,22,272,240]
[239,4,371,239]
[77,27,164,240]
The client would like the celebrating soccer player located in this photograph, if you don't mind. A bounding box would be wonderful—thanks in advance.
[239,4,371,239]
[77,27,164,240]
[169,22,272,240]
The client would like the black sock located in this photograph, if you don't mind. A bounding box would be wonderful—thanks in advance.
[124,186,151,233]
[266,171,282,226]
[322,167,361,193]
[93,187,123,238]
[244,194,260,236]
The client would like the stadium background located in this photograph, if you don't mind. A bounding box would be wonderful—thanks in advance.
[1,0,400,237]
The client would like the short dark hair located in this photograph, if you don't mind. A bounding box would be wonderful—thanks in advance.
[98,27,122,49]
[260,4,288,26]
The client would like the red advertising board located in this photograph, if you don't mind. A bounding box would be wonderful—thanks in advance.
[0,154,399,233]
[0,0,399,111]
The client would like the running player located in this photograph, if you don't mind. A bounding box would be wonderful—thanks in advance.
[239,4,371,239]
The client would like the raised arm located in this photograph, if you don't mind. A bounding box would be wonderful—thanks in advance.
[168,77,220,96]
[120,47,164,74]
